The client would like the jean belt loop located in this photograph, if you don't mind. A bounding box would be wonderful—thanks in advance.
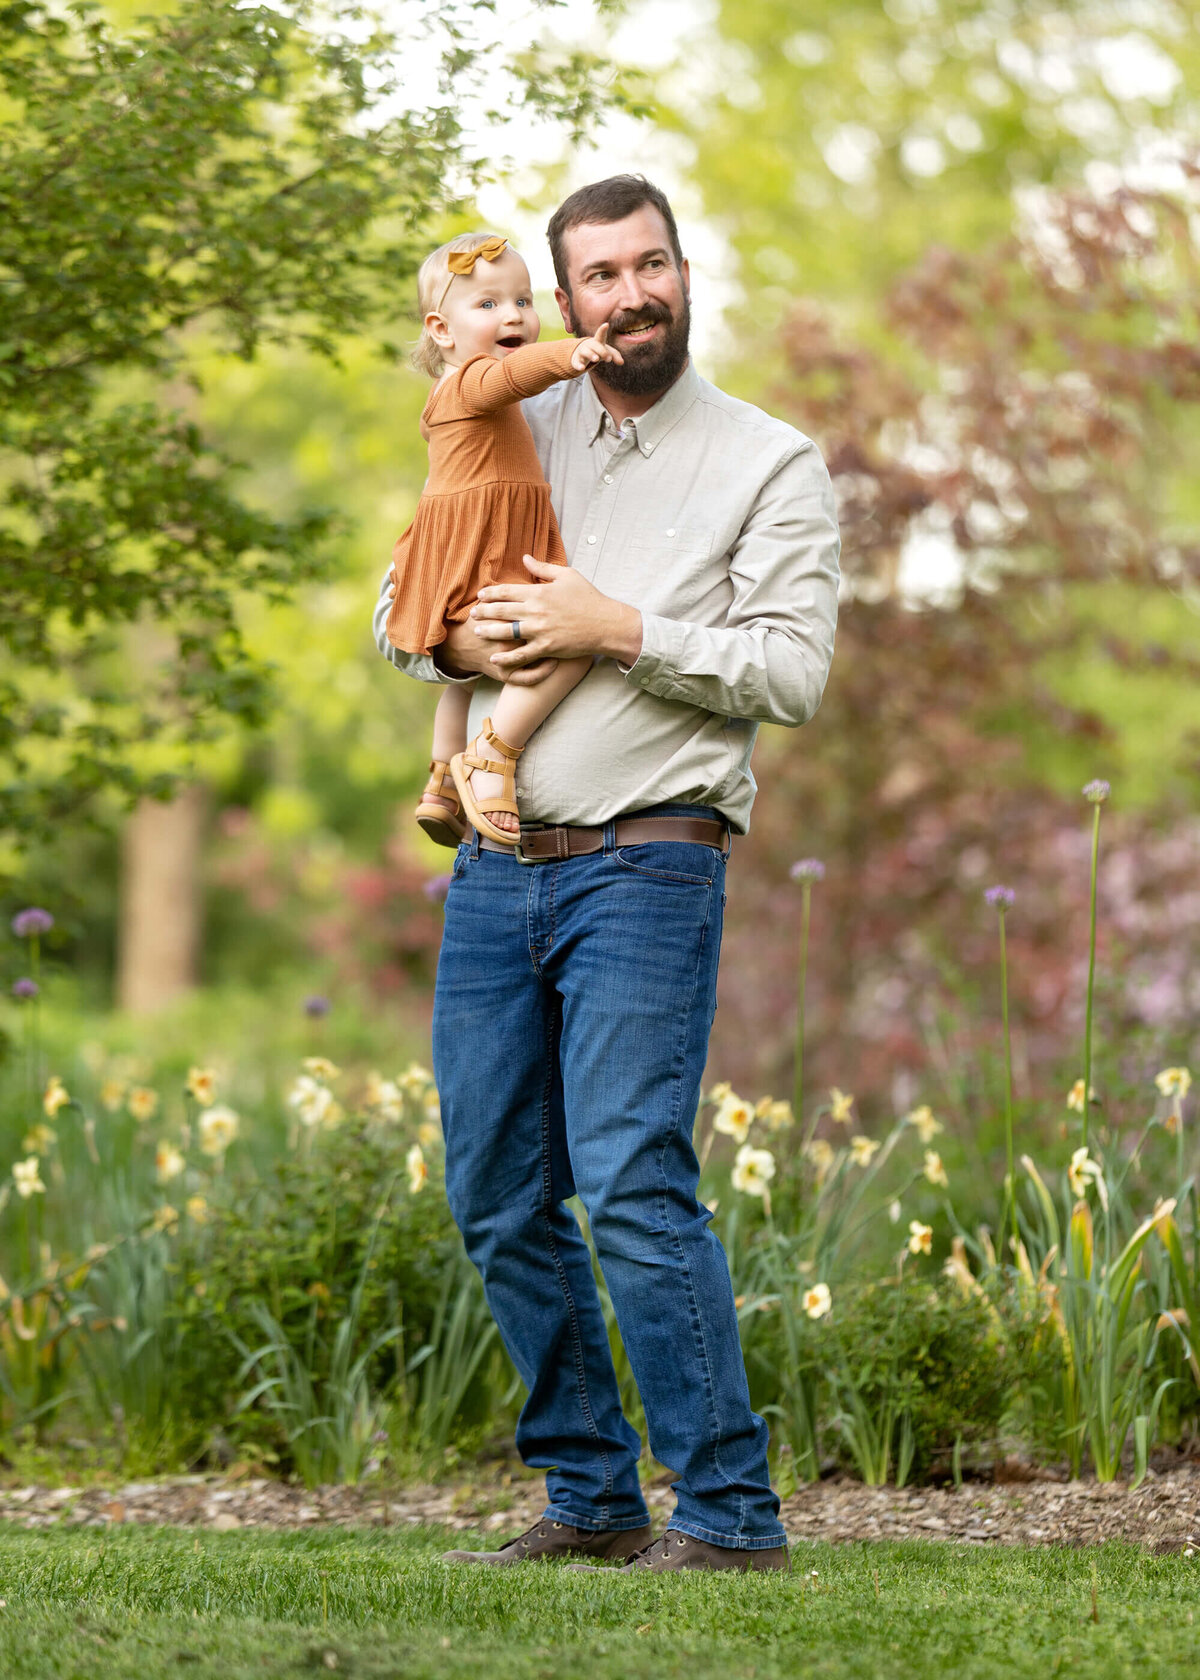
[470,826,482,860]
[603,816,617,856]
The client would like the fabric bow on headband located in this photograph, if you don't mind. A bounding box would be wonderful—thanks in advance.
[435,237,509,312]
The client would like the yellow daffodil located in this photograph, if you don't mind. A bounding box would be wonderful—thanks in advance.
[708,1081,733,1105]
[198,1105,238,1157]
[398,1062,433,1096]
[406,1143,428,1194]
[804,1137,835,1174]
[828,1088,854,1125]
[301,1057,340,1081]
[43,1075,69,1118]
[759,1099,794,1132]
[1066,1079,1096,1113]
[905,1105,942,1143]
[417,1120,440,1148]
[186,1067,218,1107]
[100,1078,126,1113]
[185,1194,209,1224]
[1155,1067,1191,1099]
[155,1141,185,1183]
[21,1123,56,1156]
[850,1135,879,1167]
[923,1150,949,1188]
[364,1072,403,1121]
[287,1075,338,1129]
[423,1089,441,1125]
[713,1094,754,1144]
[889,1199,902,1223]
[731,1144,776,1198]
[907,1220,933,1256]
[150,1204,179,1234]
[803,1282,832,1320]
[1067,1146,1102,1200]
[127,1086,159,1123]
[13,1156,45,1198]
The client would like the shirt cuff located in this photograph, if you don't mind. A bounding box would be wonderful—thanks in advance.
[430,647,479,685]
[621,611,684,692]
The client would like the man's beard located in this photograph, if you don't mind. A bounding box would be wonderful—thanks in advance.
[571,293,691,396]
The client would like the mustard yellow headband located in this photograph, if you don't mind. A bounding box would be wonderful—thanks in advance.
[434,237,509,315]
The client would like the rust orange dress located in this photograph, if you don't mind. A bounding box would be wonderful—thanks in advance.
[385,339,580,656]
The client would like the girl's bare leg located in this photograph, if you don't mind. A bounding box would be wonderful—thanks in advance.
[466,657,591,834]
[427,682,474,812]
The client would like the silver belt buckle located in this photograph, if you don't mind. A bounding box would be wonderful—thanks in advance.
[514,826,545,865]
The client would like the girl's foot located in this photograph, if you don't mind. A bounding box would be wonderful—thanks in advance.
[450,719,523,846]
[415,761,468,848]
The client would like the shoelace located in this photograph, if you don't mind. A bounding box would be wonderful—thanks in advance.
[629,1532,690,1566]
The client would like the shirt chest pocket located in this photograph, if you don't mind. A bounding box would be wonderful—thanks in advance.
[619,525,715,613]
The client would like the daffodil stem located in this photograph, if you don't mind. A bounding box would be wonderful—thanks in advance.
[793,882,811,1128]
[1082,803,1101,1149]
[997,909,1018,1258]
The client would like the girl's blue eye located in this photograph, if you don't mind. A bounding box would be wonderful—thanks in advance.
[480,299,495,309]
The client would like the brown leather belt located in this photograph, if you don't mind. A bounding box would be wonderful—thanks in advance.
[479,812,730,862]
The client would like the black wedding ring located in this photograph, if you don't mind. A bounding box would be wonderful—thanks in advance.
[511,620,522,642]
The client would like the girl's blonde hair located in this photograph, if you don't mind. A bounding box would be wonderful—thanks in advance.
[411,231,514,378]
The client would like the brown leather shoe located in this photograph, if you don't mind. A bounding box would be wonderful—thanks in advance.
[442,1518,653,1566]
[569,1530,789,1573]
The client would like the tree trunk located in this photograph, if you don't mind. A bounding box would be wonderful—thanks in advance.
[116,784,207,1013]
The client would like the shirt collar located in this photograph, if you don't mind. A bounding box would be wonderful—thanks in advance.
[584,359,700,457]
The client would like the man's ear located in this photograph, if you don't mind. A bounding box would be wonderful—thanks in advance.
[424,310,454,350]
[554,286,575,333]
[680,256,690,299]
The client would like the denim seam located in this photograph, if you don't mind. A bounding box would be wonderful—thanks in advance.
[651,870,737,1513]
[536,994,614,1509]
[668,1519,788,1551]
[541,1503,649,1534]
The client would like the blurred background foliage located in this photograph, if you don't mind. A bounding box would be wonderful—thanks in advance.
[1,0,1197,1118]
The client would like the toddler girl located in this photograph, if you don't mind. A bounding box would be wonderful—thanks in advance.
[384,232,622,846]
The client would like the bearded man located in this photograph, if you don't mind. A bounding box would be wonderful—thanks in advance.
[374,174,840,1572]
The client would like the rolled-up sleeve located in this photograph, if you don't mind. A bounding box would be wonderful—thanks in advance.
[372,566,478,685]
[623,443,840,727]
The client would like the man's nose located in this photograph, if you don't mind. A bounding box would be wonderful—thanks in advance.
[611,270,650,314]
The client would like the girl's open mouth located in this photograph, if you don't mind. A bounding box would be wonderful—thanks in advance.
[497,336,524,349]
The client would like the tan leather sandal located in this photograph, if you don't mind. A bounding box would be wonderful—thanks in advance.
[415,760,468,849]
[449,718,523,847]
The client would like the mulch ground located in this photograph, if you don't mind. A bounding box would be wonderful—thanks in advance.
[3,1459,1199,1553]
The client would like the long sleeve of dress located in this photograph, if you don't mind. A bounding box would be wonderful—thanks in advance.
[439,340,581,419]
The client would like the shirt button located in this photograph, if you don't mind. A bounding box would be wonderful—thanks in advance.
[666,528,676,537]
[603,474,613,484]
[587,535,597,544]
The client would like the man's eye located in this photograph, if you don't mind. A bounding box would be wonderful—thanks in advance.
[645,259,665,270]
[588,271,613,284]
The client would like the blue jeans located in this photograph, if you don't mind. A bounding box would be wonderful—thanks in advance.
[431,804,785,1550]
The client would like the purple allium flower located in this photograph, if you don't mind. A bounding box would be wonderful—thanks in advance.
[11,977,39,999]
[12,908,54,938]
[1082,779,1111,805]
[985,885,1015,909]
[789,859,826,883]
[303,995,331,1018]
[422,873,453,904]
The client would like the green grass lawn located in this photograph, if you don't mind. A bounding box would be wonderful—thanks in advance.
[0,1523,1196,1680]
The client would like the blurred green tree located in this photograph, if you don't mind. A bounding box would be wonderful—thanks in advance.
[0,0,635,851]
[663,0,1200,344]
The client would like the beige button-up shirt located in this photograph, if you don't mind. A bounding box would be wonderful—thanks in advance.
[373,358,840,833]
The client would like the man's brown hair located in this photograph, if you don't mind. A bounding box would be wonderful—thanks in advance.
[546,174,684,292]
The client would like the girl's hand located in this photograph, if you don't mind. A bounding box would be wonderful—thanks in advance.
[569,321,624,374]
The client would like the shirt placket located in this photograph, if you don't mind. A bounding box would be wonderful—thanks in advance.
[573,421,639,582]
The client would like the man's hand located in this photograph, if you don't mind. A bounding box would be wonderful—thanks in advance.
[471,555,644,671]
[435,619,560,686]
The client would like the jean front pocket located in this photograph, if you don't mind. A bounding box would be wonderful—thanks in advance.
[613,840,724,886]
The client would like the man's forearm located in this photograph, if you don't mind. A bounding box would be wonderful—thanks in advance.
[597,598,644,668]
